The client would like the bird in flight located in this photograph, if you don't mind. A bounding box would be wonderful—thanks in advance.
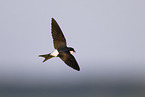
[39,18,80,71]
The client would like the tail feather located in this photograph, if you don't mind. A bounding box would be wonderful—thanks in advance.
[39,53,53,62]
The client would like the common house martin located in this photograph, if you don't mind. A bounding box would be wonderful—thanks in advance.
[39,18,80,71]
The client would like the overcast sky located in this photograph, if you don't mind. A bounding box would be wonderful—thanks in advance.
[0,0,145,87]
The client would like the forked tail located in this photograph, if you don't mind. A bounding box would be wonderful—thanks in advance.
[39,53,53,62]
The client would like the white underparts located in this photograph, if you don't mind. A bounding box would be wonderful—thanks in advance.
[70,51,74,54]
[50,49,59,57]
[50,49,74,57]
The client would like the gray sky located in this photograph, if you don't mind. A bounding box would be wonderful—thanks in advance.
[0,0,145,87]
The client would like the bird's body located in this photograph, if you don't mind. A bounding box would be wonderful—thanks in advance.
[50,49,59,57]
[39,18,80,71]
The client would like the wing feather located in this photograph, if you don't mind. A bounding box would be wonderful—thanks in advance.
[51,18,67,49]
[58,52,80,71]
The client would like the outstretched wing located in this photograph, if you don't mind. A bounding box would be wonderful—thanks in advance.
[51,18,67,49]
[58,52,80,71]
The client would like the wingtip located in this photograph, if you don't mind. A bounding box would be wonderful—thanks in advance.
[51,18,55,21]
[76,68,80,71]
[74,66,80,71]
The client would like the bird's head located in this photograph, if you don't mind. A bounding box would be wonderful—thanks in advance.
[68,47,76,54]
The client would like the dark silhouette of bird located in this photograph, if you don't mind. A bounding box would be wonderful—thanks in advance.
[39,18,80,71]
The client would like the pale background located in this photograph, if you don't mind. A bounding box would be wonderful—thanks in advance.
[0,0,145,97]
